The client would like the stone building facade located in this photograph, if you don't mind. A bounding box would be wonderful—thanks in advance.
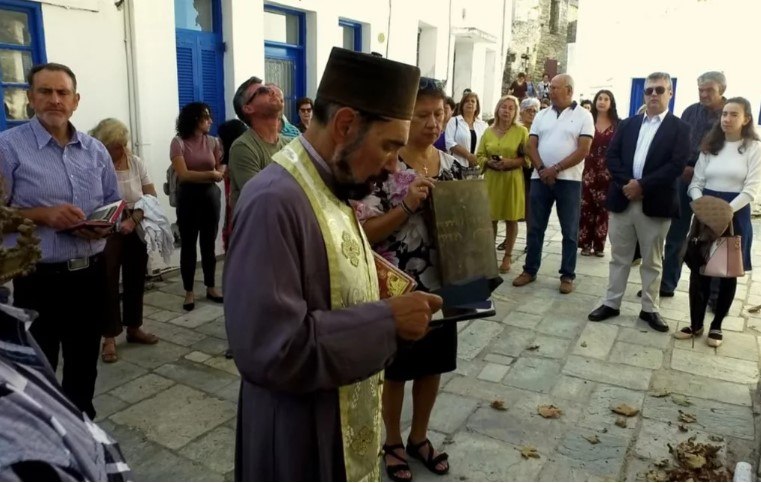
[502,0,577,93]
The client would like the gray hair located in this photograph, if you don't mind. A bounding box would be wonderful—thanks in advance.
[233,76,263,123]
[520,97,541,111]
[697,71,727,94]
[646,72,673,92]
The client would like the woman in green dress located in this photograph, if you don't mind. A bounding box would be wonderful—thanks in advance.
[476,95,529,273]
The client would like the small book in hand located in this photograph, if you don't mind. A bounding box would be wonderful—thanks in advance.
[374,251,417,299]
[63,200,126,232]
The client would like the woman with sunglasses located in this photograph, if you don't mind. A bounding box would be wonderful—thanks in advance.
[354,78,459,482]
[579,89,620,257]
[477,95,529,273]
[170,102,225,311]
[676,97,761,346]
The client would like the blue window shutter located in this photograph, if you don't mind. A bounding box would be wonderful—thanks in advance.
[176,35,196,111]
[200,44,223,129]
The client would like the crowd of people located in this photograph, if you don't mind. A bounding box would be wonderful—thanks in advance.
[0,52,759,482]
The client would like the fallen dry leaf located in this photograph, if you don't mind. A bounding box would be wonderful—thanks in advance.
[519,445,540,459]
[490,399,507,411]
[615,416,627,428]
[671,394,693,407]
[601,427,608,433]
[583,434,600,444]
[650,389,671,398]
[708,435,724,442]
[683,452,706,469]
[748,304,760,313]
[580,341,588,348]
[678,424,689,433]
[645,469,669,482]
[537,404,563,419]
[526,344,540,351]
[678,411,697,424]
[654,459,670,469]
[611,403,639,417]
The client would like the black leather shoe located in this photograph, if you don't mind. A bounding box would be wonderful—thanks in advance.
[636,289,674,298]
[588,305,620,322]
[639,311,669,332]
[206,293,224,303]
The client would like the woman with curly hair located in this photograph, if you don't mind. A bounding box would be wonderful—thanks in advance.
[170,102,224,311]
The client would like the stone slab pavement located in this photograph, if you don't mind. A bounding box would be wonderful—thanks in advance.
[91,214,761,481]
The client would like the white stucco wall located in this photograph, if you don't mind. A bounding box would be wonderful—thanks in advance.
[572,0,761,117]
[40,0,129,137]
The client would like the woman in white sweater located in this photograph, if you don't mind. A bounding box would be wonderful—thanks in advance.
[677,97,761,346]
[445,91,489,170]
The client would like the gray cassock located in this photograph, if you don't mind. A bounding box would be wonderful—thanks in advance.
[224,151,398,481]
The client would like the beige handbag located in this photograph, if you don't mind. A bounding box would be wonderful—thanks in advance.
[701,224,744,278]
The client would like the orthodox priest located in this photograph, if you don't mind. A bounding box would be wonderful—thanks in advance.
[224,47,443,481]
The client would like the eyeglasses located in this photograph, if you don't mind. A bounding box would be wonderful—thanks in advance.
[644,86,667,96]
[299,107,312,113]
[245,85,273,104]
[419,77,444,90]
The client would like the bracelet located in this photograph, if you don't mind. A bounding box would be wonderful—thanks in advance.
[554,164,562,173]
[400,200,415,216]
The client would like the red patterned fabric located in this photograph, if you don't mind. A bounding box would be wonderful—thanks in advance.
[579,125,615,252]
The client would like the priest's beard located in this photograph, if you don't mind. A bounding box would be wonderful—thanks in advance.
[330,133,390,201]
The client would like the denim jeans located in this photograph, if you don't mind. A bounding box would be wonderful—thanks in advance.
[523,179,582,279]
[661,179,692,293]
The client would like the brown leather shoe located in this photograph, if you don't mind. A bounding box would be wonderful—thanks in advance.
[559,278,574,294]
[512,272,536,287]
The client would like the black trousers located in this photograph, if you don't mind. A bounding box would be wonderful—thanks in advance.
[688,268,737,330]
[13,255,107,419]
[103,230,148,337]
[177,183,221,292]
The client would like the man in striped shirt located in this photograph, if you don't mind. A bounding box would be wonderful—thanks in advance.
[0,62,120,419]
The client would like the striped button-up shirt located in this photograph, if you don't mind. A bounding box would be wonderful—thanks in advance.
[0,117,120,263]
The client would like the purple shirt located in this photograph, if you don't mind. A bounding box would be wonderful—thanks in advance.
[0,117,120,263]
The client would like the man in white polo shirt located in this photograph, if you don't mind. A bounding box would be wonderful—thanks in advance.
[513,74,593,294]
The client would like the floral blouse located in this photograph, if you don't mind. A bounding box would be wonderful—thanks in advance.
[354,151,461,292]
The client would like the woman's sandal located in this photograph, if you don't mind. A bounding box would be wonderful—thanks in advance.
[101,338,118,363]
[383,443,412,482]
[406,438,450,475]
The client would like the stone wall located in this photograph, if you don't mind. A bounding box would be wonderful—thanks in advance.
[502,0,576,93]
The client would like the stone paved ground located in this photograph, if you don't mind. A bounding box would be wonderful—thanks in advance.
[93,214,761,481]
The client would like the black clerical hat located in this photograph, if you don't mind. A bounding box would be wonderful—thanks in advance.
[316,47,421,120]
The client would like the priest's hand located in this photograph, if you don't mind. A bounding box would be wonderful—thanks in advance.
[388,292,443,341]
[403,177,436,212]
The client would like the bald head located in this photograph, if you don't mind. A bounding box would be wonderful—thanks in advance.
[550,74,574,109]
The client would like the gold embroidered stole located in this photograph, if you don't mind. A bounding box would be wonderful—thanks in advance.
[273,139,382,482]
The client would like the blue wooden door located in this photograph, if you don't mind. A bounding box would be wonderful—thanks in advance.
[629,77,678,117]
[264,6,305,123]
[175,0,224,134]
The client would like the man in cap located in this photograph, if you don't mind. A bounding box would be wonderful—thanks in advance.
[224,48,442,481]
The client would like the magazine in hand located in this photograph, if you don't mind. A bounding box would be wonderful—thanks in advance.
[64,200,126,232]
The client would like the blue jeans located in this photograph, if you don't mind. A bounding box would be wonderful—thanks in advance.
[661,180,692,293]
[523,179,582,279]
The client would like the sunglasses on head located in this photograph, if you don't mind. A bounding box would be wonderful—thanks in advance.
[246,85,273,104]
[419,77,444,90]
[644,86,667,96]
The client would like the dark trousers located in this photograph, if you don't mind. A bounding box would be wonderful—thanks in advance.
[688,269,736,331]
[13,256,107,419]
[662,180,693,292]
[177,183,221,291]
[103,230,148,337]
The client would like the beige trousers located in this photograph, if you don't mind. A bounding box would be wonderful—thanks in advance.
[603,201,671,313]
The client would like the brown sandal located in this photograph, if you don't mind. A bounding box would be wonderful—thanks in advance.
[101,338,118,363]
[499,253,512,273]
